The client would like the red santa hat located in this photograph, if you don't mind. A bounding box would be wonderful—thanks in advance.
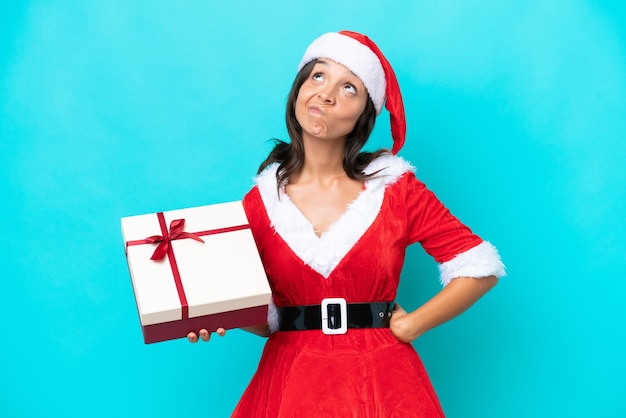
[298,30,406,154]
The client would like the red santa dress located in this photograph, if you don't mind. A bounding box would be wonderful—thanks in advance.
[232,154,505,417]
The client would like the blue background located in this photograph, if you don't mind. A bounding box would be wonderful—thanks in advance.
[2,1,625,417]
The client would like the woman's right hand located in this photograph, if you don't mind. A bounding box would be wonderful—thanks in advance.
[187,328,226,343]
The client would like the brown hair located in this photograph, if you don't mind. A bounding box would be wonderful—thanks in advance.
[258,59,389,188]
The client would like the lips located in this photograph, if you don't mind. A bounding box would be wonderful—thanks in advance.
[308,105,323,115]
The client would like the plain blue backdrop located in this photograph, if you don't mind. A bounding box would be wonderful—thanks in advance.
[2,1,625,417]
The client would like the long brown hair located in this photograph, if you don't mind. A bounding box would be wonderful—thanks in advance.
[258,59,389,188]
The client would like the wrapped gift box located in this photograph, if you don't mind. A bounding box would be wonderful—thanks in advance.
[121,201,271,344]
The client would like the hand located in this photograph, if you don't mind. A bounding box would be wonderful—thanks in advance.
[389,303,415,344]
[187,328,226,343]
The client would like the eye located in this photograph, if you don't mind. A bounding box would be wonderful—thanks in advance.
[312,72,324,81]
[343,83,357,94]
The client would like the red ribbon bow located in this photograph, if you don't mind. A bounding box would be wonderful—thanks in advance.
[144,218,205,260]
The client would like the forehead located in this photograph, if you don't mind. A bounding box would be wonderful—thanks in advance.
[313,59,364,84]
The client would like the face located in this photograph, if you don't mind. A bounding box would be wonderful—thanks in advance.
[295,59,368,143]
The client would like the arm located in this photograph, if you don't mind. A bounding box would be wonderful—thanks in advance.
[390,275,498,344]
[389,173,504,343]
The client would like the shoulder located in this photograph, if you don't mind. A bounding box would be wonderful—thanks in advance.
[252,163,280,193]
[364,153,420,191]
[364,153,414,176]
[243,165,278,218]
[244,163,281,222]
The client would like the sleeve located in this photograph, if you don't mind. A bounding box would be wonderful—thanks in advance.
[400,173,505,285]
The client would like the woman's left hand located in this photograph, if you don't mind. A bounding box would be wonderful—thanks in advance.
[389,303,416,344]
[388,276,499,344]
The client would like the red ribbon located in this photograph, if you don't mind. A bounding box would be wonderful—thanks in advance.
[145,217,205,261]
[125,211,250,320]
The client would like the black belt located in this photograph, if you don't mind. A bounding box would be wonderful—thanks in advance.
[278,298,394,335]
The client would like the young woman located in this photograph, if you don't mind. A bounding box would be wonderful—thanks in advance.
[189,31,505,417]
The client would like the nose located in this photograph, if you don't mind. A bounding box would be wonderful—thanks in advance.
[317,86,335,104]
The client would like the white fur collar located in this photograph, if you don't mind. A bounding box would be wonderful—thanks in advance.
[254,154,414,278]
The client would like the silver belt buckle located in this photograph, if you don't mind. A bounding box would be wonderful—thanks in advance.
[321,297,347,335]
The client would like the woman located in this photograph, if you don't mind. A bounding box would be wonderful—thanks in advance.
[189,31,505,417]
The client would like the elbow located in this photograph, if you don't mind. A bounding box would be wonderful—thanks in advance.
[477,275,498,292]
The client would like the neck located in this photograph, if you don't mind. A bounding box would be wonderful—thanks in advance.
[294,133,347,184]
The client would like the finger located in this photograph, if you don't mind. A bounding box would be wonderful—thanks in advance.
[199,329,211,342]
[393,303,407,314]
[216,328,226,337]
[187,332,199,343]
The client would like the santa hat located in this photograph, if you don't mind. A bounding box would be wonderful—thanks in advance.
[298,30,406,154]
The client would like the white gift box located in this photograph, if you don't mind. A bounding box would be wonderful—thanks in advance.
[121,201,271,344]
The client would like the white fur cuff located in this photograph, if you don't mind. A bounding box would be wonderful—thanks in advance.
[438,241,506,286]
